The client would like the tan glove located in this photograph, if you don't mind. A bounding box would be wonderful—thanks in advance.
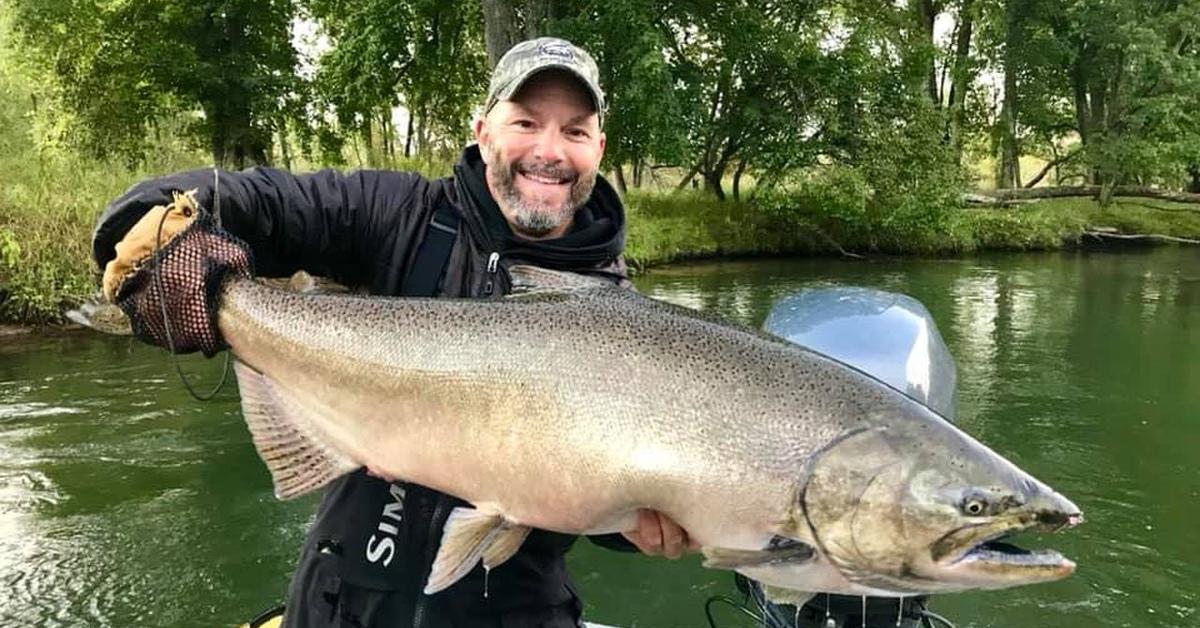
[102,190,199,303]
[102,191,253,356]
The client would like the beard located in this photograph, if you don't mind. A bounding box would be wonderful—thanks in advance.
[481,142,597,238]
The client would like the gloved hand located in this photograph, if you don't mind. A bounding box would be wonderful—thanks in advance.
[102,191,253,357]
[93,168,224,270]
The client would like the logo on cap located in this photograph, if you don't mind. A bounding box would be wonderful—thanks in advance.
[538,41,575,61]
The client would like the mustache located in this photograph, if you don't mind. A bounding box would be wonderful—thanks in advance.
[511,159,578,183]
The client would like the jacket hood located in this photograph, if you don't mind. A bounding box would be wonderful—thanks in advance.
[452,144,626,269]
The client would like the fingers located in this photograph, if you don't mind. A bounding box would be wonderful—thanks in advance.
[658,512,686,559]
[621,509,664,555]
[621,509,696,559]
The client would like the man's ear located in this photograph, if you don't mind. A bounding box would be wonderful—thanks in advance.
[598,131,606,156]
[473,117,487,145]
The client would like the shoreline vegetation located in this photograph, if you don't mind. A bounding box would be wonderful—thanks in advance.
[3,158,1199,327]
[5,3,1200,328]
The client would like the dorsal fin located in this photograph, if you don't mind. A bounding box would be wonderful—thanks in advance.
[506,265,617,298]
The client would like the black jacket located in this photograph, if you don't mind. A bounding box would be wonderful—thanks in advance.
[93,145,635,628]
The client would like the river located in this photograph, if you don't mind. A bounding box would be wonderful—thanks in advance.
[1,247,1197,627]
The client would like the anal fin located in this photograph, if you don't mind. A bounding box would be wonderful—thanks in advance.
[233,361,359,499]
[763,586,817,607]
[424,507,531,594]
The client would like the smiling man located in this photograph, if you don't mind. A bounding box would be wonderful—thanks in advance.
[93,37,694,628]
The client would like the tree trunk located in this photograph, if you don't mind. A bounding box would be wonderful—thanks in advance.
[1023,147,1081,188]
[364,119,377,168]
[205,100,269,170]
[732,159,748,201]
[612,164,628,195]
[380,109,394,165]
[524,0,551,38]
[918,0,942,106]
[703,170,726,201]
[404,111,414,158]
[1188,165,1200,194]
[973,185,1200,204]
[481,0,522,67]
[278,123,292,170]
[676,162,703,191]
[996,2,1020,189]
[631,157,644,188]
[946,0,975,158]
[1070,57,1091,147]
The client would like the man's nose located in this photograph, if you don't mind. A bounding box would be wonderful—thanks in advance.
[530,126,566,163]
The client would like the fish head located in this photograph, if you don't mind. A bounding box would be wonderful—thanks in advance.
[794,410,1082,596]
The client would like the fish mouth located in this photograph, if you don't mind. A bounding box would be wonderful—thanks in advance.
[931,512,1083,587]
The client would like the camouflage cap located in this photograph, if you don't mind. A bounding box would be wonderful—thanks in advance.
[485,37,606,125]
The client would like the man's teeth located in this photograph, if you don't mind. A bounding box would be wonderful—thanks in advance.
[521,172,568,185]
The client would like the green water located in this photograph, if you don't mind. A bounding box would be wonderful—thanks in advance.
[2,247,1197,627]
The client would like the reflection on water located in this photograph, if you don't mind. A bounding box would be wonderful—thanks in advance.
[1,247,1197,627]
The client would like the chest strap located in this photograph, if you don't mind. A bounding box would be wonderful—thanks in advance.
[403,204,461,297]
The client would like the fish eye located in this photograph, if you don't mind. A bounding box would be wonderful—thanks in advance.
[962,498,987,516]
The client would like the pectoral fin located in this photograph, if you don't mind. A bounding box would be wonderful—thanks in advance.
[702,538,815,569]
[482,524,532,570]
[233,361,359,499]
[424,507,531,594]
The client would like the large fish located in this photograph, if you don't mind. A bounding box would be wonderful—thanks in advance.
[194,265,1082,599]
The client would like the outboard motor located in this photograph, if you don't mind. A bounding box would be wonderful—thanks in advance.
[763,287,957,420]
[718,287,960,628]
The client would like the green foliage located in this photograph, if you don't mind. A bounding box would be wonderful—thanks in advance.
[8,0,302,167]
[0,38,207,324]
[0,228,20,269]
[554,0,690,172]
[305,0,489,158]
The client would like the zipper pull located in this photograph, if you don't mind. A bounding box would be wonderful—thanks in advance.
[483,252,500,296]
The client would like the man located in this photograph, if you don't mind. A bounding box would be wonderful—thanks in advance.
[94,37,694,628]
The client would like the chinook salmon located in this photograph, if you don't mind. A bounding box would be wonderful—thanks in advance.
[195,265,1082,600]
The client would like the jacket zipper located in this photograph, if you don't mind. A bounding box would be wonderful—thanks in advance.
[483,251,500,296]
[417,251,498,627]
[413,496,452,628]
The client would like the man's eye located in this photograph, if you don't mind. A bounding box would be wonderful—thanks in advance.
[513,120,535,129]
[567,128,589,139]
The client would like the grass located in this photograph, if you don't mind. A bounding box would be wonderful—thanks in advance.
[622,189,827,268]
[946,198,1200,253]
[0,150,208,324]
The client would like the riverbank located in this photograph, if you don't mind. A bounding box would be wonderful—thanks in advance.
[3,184,1199,326]
[623,190,1200,266]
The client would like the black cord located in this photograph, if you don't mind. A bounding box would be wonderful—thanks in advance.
[705,594,764,628]
[153,203,231,402]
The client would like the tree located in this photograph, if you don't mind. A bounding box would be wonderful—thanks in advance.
[306,0,489,161]
[9,0,303,168]
[654,0,835,200]
[480,0,561,66]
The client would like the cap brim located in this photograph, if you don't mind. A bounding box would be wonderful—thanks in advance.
[493,63,604,116]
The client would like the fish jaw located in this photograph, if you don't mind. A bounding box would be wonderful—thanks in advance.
[916,490,1083,591]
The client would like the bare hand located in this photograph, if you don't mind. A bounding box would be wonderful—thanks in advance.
[365,465,398,482]
[622,509,700,559]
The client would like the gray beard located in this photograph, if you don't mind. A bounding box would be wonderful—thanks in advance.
[481,142,597,238]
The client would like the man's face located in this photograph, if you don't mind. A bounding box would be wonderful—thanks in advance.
[474,70,606,240]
